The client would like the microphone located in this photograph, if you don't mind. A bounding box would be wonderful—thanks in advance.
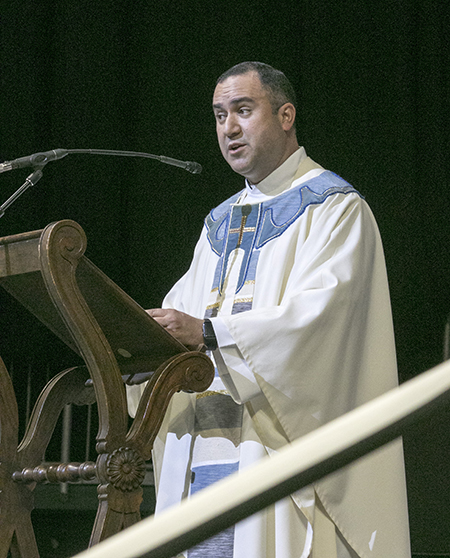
[0,148,202,174]
[0,149,68,173]
[159,156,202,174]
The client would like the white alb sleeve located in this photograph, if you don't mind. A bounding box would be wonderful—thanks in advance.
[209,317,263,404]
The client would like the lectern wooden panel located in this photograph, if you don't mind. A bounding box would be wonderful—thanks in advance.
[0,220,214,558]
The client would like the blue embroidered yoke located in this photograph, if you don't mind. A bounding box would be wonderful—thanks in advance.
[204,171,361,307]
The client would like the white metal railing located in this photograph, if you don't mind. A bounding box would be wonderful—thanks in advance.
[72,359,450,558]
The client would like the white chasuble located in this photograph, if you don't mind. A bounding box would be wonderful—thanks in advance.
[128,151,411,558]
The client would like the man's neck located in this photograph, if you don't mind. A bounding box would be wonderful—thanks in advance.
[245,147,305,199]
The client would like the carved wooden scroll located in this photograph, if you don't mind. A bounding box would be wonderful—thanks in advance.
[0,220,214,557]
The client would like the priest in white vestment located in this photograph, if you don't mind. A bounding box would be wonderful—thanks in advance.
[127,62,411,558]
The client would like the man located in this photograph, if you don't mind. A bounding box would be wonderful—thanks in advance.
[128,62,411,557]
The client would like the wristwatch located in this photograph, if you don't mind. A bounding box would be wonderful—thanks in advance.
[202,319,218,351]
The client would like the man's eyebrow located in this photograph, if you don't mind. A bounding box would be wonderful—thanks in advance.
[213,97,256,110]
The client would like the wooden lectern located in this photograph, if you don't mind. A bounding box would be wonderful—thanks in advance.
[0,220,214,558]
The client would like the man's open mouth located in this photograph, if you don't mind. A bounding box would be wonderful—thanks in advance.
[229,143,245,153]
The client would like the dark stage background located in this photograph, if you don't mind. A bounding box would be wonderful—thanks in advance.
[1,1,449,556]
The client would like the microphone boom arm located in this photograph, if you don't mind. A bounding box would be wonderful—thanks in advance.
[65,149,202,174]
[0,147,202,219]
[0,148,202,175]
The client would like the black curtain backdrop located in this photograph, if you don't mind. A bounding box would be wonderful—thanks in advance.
[1,1,449,554]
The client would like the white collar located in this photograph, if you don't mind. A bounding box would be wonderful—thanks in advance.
[243,147,306,203]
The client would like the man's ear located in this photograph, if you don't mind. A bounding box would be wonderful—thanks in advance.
[278,103,296,131]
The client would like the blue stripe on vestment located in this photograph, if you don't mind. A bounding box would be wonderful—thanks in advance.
[188,463,239,558]
[191,462,239,495]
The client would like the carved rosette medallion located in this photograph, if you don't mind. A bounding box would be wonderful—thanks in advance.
[106,447,146,491]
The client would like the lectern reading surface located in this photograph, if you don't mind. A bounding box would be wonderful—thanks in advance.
[0,228,188,374]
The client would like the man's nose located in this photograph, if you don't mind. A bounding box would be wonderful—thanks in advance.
[224,114,241,137]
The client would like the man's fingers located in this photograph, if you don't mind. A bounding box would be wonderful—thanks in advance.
[145,309,203,345]
[146,308,170,329]
[147,308,179,331]
[146,308,167,318]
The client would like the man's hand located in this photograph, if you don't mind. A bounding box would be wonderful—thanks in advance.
[147,308,204,346]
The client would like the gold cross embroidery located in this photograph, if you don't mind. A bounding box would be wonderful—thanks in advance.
[230,205,253,248]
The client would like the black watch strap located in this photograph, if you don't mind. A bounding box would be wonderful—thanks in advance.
[202,319,218,351]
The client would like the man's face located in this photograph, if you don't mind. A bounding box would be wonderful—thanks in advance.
[213,71,292,184]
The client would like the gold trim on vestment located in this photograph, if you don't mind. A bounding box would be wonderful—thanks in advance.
[196,389,230,399]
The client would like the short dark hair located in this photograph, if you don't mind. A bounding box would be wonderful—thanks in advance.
[216,61,297,113]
